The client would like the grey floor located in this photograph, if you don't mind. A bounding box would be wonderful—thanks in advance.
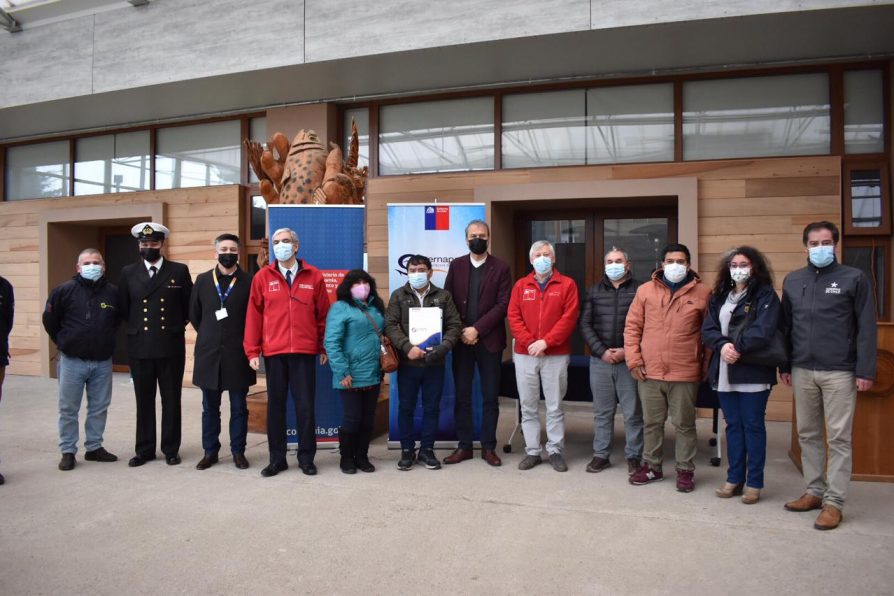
[0,373,892,595]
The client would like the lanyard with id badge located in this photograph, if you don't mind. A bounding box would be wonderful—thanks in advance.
[213,268,237,321]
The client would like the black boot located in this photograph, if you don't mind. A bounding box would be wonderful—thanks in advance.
[339,432,357,474]
[354,426,375,473]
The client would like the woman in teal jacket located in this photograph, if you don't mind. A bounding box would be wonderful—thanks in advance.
[324,269,386,474]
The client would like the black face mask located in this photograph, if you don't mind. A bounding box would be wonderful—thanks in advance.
[140,247,161,263]
[469,238,488,255]
[218,253,239,269]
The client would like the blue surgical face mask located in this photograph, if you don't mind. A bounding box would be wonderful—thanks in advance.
[80,264,103,282]
[273,241,294,262]
[605,263,626,281]
[808,245,835,268]
[533,256,552,276]
[408,272,429,290]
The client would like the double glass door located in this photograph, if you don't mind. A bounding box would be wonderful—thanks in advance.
[517,209,676,355]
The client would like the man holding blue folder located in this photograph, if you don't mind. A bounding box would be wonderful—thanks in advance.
[385,255,462,471]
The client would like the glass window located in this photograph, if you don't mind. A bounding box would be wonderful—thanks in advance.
[587,84,674,164]
[849,170,883,228]
[248,117,267,184]
[530,219,585,245]
[502,90,586,168]
[5,141,71,200]
[343,107,369,170]
[250,195,267,240]
[603,218,668,282]
[844,70,885,154]
[683,74,830,160]
[75,131,150,195]
[155,121,241,189]
[379,97,494,175]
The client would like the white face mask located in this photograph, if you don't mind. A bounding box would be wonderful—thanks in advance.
[605,263,626,281]
[532,256,552,275]
[663,263,687,284]
[273,241,294,262]
[79,264,103,281]
[730,267,751,284]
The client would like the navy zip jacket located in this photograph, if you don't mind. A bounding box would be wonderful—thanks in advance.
[580,276,641,357]
[702,282,781,386]
[43,275,121,361]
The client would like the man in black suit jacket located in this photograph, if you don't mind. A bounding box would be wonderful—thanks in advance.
[0,274,13,485]
[442,219,511,466]
[118,222,193,467]
[189,233,256,471]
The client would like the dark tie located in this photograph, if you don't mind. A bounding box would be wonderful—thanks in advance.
[149,266,157,279]
[285,270,292,288]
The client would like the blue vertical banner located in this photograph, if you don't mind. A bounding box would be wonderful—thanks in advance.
[387,203,486,448]
[267,205,365,447]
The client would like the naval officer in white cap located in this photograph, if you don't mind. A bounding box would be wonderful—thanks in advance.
[118,222,193,467]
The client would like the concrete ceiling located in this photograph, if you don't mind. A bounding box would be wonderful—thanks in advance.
[1,4,893,143]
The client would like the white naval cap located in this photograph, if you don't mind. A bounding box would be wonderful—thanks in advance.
[131,222,170,241]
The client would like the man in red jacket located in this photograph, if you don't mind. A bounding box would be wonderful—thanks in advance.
[244,227,330,477]
[508,240,579,472]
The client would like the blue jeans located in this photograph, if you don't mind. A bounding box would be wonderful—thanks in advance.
[396,365,445,451]
[718,390,771,489]
[201,388,248,456]
[57,353,113,454]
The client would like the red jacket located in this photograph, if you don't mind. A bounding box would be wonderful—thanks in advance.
[244,261,330,359]
[508,270,579,355]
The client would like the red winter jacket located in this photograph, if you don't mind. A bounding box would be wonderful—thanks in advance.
[244,261,330,359]
[508,270,579,355]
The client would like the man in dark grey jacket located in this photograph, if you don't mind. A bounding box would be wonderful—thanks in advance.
[780,221,877,531]
[580,247,643,475]
[385,255,462,471]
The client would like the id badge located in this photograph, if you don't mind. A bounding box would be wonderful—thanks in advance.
[215,308,229,321]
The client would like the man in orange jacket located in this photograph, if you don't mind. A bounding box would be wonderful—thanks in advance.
[508,240,579,472]
[624,243,710,492]
[244,227,330,478]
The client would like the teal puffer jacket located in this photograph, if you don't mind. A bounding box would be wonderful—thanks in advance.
[324,299,385,389]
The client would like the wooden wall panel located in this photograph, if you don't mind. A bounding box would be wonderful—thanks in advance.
[366,155,842,422]
[0,185,242,384]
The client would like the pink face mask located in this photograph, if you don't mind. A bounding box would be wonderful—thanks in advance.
[350,283,370,301]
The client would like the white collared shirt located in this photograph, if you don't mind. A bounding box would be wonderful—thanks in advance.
[278,261,299,280]
[144,257,164,275]
[412,284,431,306]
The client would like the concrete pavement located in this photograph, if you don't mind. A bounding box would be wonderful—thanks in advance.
[0,373,892,595]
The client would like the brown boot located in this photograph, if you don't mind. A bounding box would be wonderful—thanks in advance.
[814,505,843,530]
[741,487,761,505]
[784,493,822,512]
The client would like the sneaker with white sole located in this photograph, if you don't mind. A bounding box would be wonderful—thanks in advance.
[629,463,663,485]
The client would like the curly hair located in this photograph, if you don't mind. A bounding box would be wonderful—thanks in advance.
[335,269,385,313]
[712,245,775,296]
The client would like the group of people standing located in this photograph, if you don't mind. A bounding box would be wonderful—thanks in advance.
[0,217,876,532]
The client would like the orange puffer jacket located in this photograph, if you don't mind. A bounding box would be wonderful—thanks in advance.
[624,269,711,382]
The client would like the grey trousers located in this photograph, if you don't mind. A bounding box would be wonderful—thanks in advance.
[514,353,569,456]
[792,367,857,511]
[589,357,643,460]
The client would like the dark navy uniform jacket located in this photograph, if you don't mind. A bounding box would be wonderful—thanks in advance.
[118,259,193,359]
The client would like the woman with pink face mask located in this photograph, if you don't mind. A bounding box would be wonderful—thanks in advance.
[324,269,386,474]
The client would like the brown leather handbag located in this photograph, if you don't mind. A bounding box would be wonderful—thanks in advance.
[362,309,399,373]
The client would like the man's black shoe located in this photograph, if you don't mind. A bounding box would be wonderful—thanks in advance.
[196,454,218,470]
[165,454,182,466]
[261,462,288,477]
[417,450,441,470]
[233,453,249,469]
[84,447,118,463]
[128,454,156,467]
[397,450,415,471]
[58,453,75,471]
[299,462,318,476]
[0,472,4,485]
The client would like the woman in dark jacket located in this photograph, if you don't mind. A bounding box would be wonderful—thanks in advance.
[702,246,781,504]
[324,270,386,474]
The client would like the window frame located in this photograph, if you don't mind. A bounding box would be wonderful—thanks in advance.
[842,158,892,236]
